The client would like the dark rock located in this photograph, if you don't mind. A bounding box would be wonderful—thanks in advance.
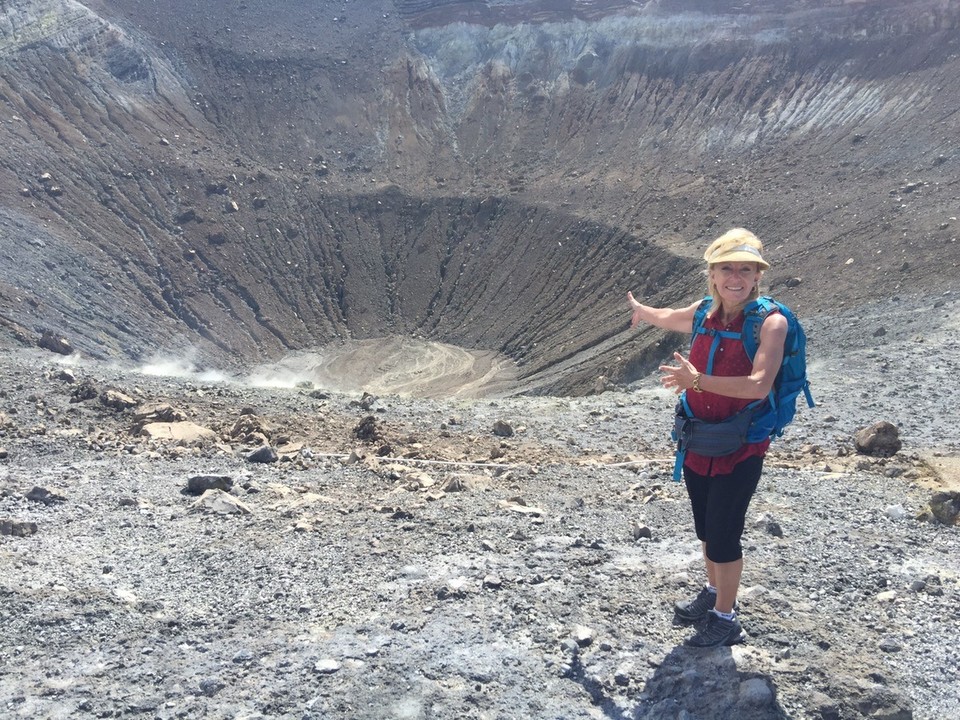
[492,420,514,437]
[352,391,377,410]
[928,491,960,525]
[134,403,187,426]
[854,422,902,457]
[247,445,278,463]
[104,42,150,82]
[198,678,225,697]
[187,475,234,495]
[764,520,784,537]
[70,380,99,403]
[26,486,66,505]
[879,637,903,653]
[55,368,77,383]
[354,415,382,441]
[38,330,73,355]
[0,519,38,537]
[230,414,272,441]
[232,649,254,664]
[572,625,596,647]
[855,684,913,720]
[441,476,467,492]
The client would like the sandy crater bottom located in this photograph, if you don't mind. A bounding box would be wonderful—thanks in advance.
[247,336,520,399]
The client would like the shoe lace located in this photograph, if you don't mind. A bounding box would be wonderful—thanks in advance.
[689,587,715,613]
[695,613,733,643]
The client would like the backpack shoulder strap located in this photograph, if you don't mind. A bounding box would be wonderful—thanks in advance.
[742,296,779,361]
[691,296,712,341]
[680,296,713,416]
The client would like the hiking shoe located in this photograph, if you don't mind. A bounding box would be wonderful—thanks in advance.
[674,587,717,623]
[684,611,746,648]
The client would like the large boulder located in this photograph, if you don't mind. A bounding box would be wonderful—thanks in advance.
[134,403,188,427]
[39,330,73,355]
[100,389,137,411]
[928,491,960,525]
[140,421,217,444]
[854,421,902,457]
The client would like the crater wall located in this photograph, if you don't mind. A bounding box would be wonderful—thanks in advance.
[1,0,958,393]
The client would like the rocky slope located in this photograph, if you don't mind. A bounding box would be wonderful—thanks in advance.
[1,292,959,720]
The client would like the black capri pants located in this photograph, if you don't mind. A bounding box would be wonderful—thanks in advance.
[683,455,763,564]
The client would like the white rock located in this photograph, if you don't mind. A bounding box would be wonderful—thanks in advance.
[140,421,216,444]
[885,504,907,520]
[739,677,774,705]
[314,659,341,674]
[191,489,252,515]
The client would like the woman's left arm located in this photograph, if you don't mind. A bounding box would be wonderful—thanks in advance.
[660,313,787,399]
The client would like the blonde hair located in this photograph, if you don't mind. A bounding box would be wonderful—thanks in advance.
[703,228,765,315]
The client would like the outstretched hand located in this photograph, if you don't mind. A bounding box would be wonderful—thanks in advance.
[659,352,698,394]
[627,291,644,328]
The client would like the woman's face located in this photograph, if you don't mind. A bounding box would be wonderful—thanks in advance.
[710,262,762,307]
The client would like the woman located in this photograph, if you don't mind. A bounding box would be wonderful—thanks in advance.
[627,228,786,648]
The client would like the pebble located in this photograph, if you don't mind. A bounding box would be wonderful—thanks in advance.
[314,659,342,674]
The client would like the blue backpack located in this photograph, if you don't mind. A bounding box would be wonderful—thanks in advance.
[671,295,815,480]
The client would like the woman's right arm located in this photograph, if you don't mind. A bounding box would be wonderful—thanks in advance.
[627,292,699,334]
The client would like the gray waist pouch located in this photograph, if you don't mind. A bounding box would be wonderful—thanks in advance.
[672,404,757,458]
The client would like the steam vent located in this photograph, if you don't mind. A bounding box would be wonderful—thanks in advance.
[2,0,958,395]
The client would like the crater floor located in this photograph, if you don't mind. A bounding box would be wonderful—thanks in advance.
[246,337,519,398]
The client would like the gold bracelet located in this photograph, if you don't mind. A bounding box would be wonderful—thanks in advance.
[692,372,703,393]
